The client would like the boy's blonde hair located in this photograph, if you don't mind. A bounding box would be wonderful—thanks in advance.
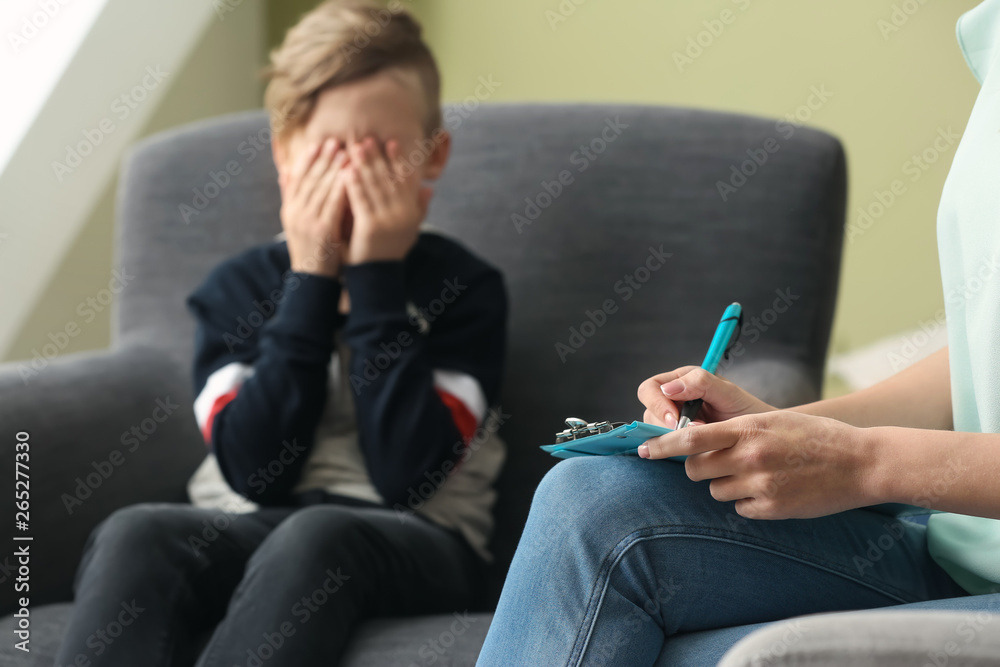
[264,0,441,140]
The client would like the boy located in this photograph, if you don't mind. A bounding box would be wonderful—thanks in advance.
[55,2,507,665]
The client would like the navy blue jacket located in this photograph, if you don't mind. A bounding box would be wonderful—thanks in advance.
[187,233,507,507]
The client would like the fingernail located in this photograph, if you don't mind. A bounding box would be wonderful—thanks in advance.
[661,380,684,396]
[638,444,650,459]
[664,413,677,429]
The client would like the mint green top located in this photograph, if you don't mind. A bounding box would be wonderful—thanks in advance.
[926,0,1000,596]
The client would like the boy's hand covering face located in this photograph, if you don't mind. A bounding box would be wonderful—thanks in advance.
[278,132,434,276]
[279,137,351,277]
[342,136,433,265]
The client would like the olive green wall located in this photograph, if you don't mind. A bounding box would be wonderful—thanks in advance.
[271,0,983,370]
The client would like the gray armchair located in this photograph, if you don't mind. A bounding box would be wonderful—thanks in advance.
[1,103,963,666]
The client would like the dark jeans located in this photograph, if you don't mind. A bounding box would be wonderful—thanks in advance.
[54,501,482,666]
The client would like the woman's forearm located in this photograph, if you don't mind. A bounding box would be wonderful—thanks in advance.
[867,425,1000,519]
[790,346,952,430]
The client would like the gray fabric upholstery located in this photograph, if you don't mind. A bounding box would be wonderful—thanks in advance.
[718,611,1000,667]
[0,348,205,610]
[0,604,495,667]
[0,604,74,666]
[0,104,849,664]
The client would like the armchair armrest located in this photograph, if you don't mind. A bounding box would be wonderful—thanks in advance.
[0,345,205,614]
[718,610,1000,667]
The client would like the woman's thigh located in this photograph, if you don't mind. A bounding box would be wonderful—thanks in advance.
[478,456,965,667]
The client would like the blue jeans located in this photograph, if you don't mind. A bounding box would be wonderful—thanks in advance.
[476,457,997,666]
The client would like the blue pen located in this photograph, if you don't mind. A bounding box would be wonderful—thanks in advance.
[674,302,743,429]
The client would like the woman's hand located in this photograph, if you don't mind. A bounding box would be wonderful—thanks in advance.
[637,366,776,429]
[638,411,883,519]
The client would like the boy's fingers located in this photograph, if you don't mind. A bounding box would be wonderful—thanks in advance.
[371,152,396,198]
[319,170,349,229]
[345,167,373,217]
[289,139,327,199]
[300,139,339,205]
[351,141,387,211]
[308,150,347,215]
[387,140,416,188]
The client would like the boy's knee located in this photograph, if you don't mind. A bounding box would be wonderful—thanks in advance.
[93,503,201,556]
[259,506,366,565]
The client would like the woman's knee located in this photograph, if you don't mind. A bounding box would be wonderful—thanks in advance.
[531,457,702,530]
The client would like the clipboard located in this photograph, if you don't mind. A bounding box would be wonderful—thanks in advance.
[540,420,686,461]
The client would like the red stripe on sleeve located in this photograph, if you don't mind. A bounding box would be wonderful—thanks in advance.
[201,388,240,444]
[435,388,479,444]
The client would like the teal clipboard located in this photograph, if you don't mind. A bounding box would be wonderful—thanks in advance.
[540,421,686,460]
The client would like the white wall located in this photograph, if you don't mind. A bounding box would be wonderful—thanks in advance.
[0,0,265,360]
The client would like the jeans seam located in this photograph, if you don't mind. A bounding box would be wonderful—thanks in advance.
[567,524,922,666]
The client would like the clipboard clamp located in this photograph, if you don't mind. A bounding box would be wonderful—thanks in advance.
[554,417,626,444]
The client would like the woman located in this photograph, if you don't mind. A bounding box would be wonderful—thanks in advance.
[476,1,1000,664]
